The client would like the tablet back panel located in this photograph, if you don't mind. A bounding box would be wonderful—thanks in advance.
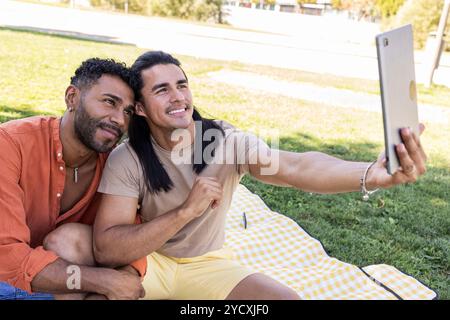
[376,24,419,175]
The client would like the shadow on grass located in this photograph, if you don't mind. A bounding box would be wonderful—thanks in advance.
[250,130,450,217]
[278,131,380,161]
[0,26,136,46]
[0,104,48,123]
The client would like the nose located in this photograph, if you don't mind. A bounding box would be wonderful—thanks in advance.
[170,88,185,103]
[110,107,126,129]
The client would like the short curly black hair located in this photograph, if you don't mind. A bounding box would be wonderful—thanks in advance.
[70,58,131,90]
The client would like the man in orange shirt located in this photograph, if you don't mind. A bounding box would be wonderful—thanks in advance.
[0,58,146,300]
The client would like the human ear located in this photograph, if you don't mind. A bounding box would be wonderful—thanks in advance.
[135,102,148,118]
[65,85,79,112]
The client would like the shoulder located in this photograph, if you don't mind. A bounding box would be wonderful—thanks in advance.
[213,120,240,139]
[213,120,253,143]
[213,119,235,132]
[0,116,58,153]
[106,140,141,171]
[0,116,57,136]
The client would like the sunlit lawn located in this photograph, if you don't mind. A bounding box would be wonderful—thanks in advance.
[0,28,448,299]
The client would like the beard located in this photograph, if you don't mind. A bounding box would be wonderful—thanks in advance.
[73,98,124,153]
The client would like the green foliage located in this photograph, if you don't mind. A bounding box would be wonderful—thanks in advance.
[391,0,449,49]
[332,0,376,10]
[251,0,277,5]
[332,0,403,16]
[89,0,149,13]
[297,0,316,5]
[331,0,344,9]
[89,0,224,22]
[331,0,379,20]
[148,0,224,22]
[332,0,448,49]
[149,0,192,19]
[376,0,405,18]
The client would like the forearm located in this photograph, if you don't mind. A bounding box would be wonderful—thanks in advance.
[31,258,112,295]
[264,151,374,194]
[95,206,192,267]
[296,152,370,193]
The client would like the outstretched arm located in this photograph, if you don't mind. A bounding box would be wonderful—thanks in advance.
[248,125,427,194]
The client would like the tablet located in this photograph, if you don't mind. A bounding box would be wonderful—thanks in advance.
[376,24,420,175]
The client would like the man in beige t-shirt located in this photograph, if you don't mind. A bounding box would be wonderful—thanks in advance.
[93,51,427,300]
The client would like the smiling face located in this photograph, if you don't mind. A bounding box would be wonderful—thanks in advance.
[136,63,194,133]
[73,74,135,153]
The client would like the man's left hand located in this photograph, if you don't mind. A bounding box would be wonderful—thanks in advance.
[367,123,427,189]
[117,265,140,277]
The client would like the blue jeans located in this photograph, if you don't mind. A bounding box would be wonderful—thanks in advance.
[0,282,54,300]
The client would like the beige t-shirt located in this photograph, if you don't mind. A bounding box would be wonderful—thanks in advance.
[98,121,269,258]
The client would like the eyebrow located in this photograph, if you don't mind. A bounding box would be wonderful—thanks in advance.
[151,79,188,92]
[103,93,122,102]
[103,93,134,109]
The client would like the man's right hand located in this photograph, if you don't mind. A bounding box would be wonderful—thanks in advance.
[101,269,145,300]
[180,177,223,219]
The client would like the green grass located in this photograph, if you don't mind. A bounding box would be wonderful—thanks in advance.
[227,63,450,109]
[0,28,448,299]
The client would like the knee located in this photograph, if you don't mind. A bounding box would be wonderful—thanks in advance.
[43,223,94,266]
[274,287,301,300]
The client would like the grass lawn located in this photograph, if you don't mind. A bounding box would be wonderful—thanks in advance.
[0,28,448,299]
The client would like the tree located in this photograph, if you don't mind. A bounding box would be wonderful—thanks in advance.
[90,0,148,13]
[376,0,405,18]
[392,0,450,48]
[297,0,316,6]
[332,0,405,20]
[90,0,226,23]
[331,0,379,20]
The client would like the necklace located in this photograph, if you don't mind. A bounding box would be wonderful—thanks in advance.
[65,153,95,183]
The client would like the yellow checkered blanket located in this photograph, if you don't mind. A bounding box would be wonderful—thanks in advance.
[224,185,437,300]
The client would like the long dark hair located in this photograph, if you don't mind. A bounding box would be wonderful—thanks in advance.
[129,51,224,194]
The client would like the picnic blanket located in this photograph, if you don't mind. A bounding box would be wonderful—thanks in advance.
[224,185,437,300]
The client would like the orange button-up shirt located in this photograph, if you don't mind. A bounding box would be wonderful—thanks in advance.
[0,116,146,292]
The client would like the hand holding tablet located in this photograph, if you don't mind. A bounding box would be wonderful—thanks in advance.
[363,25,428,190]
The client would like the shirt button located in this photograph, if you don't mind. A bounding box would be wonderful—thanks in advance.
[57,193,61,198]
[57,152,62,158]
[59,166,64,171]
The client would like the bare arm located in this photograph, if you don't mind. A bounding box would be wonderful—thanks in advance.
[31,256,144,300]
[93,194,192,267]
[93,177,223,268]
[31,258,113,295]
[250,150,370,194]
[249,125,427,193]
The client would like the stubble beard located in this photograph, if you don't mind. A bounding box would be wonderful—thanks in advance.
[73,99,122,153]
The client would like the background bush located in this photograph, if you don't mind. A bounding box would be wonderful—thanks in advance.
[376,0,405,18]
[389,0,450,49]
[90,0,224,22]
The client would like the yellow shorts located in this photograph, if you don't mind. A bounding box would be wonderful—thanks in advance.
[141,248,255,300]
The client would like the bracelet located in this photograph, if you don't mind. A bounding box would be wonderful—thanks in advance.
[360,161,380,201]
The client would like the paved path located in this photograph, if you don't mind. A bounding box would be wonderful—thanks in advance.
[0,0,449,87]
